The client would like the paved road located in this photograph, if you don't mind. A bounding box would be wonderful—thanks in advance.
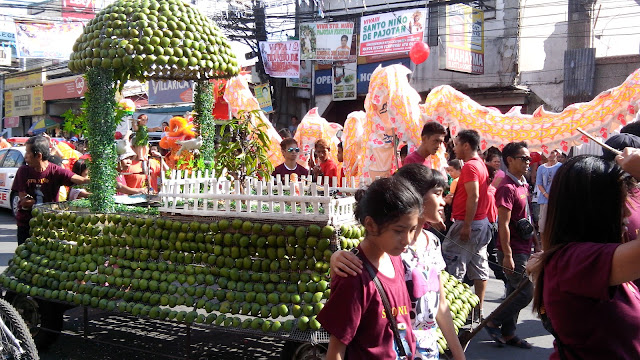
[0,210,554,359]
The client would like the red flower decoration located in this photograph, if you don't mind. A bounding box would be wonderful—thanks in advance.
[628,105,636,115]
[541,145,549,154]
[581,135,589,143]
[618,113,627,126]
[481,140,487,151]
[560,141,568,152]
[600,127,608,139]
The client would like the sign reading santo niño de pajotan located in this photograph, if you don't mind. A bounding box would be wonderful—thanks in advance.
[359,9,427,56]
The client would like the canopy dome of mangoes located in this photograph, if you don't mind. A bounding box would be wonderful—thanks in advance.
[68,0,240,82]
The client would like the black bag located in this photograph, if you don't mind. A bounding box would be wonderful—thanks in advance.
[514,198,535,239]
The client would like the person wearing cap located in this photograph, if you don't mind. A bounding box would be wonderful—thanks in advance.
[604,133,640,241]
[117,149,148,196]
[536,149,562,241]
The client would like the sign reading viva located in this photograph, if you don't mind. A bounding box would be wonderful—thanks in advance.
[259,40,300,78]
[359,10,427,56]
[300,22,355,61]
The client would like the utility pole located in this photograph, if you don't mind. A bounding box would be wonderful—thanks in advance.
[254,0,269,83]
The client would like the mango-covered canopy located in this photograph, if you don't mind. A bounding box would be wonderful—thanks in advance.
[421,68,640,154]
[68,0,239,83]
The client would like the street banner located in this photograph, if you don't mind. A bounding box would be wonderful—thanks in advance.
[5,72,45,91]
[332,61,357,101]
[63,0,95,21]
[254,84,274,113]
[43,75,87,100]
[357,58,411,94]
[300,22,355,60]
[359,9,427,56]
[14,20,84,59]
[259,40,300,78]
[148,80,193,105]
[286,59,312,88]
[442,4,484,74]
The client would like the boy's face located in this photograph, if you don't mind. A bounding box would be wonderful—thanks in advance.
[316,146,329,162]
[282,144,300,161]
[446,166,460,178]
[337,147,343,162]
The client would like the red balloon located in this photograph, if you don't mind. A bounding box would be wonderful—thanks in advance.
[115,131,123,140]
[410,42,430,65]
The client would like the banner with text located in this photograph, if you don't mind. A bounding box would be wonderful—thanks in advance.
[63,0,95,21]
[15,21,84,59]
[148,80,193,105]
[0,19,16,58]
[259,40,300,78]
[442,4,484,74]
[300,22,355,61]
[332,61,357,101]
[359,9,427,56]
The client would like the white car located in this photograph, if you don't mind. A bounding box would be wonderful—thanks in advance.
[0,146,27,216]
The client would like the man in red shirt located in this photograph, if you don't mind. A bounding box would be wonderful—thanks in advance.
[442,129,492,316]
[486,141,537,348]
[403,122,446,176]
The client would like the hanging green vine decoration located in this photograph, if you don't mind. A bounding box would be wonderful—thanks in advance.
[85,67,117,213]
[193,80,215,165]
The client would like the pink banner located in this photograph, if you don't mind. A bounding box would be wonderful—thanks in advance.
[259,41,300,78]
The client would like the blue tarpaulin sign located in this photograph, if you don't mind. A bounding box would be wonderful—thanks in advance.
[356,58,411,94]
[148,80,194,105]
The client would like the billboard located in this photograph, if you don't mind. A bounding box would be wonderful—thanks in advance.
[0,19,16,58]
[148,80,193,105]
[5,87,45,117]
[259,40,300,78]
[299,22,355,61]
[14,20,85,59]
[359,9,427,56]
[442,4,484,74]
[332,61,357,101]
[63,0,95,21]
[4,72,45,91]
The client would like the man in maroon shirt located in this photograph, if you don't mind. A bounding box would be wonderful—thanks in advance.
[442,129,492,316]
[271,137,309,180]
[13,136,88,244]
[486,141,538,348]
[403,122,446,174]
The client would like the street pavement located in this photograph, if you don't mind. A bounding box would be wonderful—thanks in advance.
[0,209,554,359]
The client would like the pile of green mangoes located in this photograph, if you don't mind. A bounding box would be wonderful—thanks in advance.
[338,224,364,250]
[437,271,480,354]
[68,0,239,83]
[0,209,369,334]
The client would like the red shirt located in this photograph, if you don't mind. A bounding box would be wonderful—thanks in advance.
[319,159,338,178]
[12,163,75,226]
[124,159,161,192]
[487,184,497,223]
[451,156,489,221]
[544,242,640,359]
[318,249,416,359]
[495,173,531,254]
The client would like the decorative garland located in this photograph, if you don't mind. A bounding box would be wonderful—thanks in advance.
[85,67,117,213]
[193,80,215,165]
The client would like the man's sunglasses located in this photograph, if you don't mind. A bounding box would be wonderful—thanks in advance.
[287,147,300,153]
[514,156,531,162]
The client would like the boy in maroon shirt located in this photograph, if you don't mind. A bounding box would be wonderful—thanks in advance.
[271,137,308,180]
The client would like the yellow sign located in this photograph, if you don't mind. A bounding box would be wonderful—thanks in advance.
[4,86,45,117]
[4,72,45,91]
[443,4,484,74]
[254,84,274,113]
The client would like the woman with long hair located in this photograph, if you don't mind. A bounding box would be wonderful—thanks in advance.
[529,155,640,359]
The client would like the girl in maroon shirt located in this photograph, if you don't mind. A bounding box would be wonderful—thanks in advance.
[318,177,423,359]
[529,156,640,359]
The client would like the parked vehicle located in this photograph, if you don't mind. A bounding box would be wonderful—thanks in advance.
[0,147,26,217]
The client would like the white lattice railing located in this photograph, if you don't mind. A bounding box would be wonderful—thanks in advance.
[158,170,372,222]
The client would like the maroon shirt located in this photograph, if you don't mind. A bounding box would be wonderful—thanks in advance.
[544,242,640,360]
[495,172,531,254]
[271,163,309,180]
[12,163,75,226]
[318,248,416,358]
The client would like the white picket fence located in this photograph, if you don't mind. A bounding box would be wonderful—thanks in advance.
[158,170,373,222]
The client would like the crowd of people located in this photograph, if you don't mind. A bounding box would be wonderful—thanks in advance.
[11,114,166,245]
[288,120,640,360]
